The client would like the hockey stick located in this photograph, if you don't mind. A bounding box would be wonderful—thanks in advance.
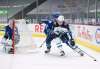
[39,39,46,48]
[58,30,97,61]
[66,38,97,61]
[3,43,7,53]
[77,47,97,61]
[39,29,54,48]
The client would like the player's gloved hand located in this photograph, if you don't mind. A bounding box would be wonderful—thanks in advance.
[70,38,75,46]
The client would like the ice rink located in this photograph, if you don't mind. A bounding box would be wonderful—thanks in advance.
[0,0,100,69]
[0,39,100,69]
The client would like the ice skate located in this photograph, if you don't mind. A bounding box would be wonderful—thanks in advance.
[45,48,50,54]
[8,48,14,54]
[60,51,65,56]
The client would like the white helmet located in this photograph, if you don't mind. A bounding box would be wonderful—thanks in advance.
[57,15,64,22]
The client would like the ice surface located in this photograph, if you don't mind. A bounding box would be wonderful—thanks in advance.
[0,38,100,69]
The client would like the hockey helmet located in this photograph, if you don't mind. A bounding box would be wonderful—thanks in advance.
[57,15,65,22]
[52,12,60,19]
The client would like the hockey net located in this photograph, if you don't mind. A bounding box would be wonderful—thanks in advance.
[12,19,37,54]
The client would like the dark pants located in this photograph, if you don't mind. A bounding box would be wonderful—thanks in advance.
[46,32,57,49]
[46,32,77,50]
[60,33,77,50]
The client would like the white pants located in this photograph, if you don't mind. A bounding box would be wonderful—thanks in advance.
[1,38,12,53]
[55,37,63,51]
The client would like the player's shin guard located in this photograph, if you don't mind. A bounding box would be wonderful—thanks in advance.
[56,38,65,56]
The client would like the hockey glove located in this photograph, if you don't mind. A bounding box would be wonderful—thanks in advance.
[70,39,75,46]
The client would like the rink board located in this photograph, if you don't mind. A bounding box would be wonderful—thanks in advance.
[0,24,100,52]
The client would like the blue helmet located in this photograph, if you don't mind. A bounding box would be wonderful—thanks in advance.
[52,12,61,19]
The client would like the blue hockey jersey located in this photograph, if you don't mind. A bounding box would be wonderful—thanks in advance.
[4,25,19,40]
[42,20,54,35]
[4,25,13,40]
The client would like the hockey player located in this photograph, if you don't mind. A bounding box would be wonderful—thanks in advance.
[1,19,20,54]
[42,14,65,56]
[43,14,84,56]
[53,15,84,56]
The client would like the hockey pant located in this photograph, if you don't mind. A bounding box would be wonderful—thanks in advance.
[60,32,77,50]
[46,32,64,52]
